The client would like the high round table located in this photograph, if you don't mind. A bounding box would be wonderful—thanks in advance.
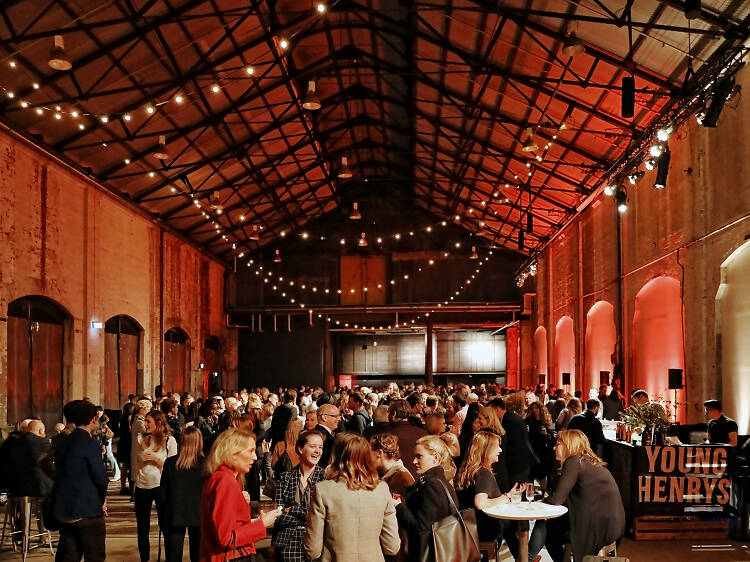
[483,502,568,561]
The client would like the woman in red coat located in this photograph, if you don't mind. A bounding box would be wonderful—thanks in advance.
[200,428,281,562]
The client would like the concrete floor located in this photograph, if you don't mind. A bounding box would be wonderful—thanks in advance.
[2,482,750,561]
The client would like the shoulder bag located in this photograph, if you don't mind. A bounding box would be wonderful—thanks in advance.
[419,479,482,562]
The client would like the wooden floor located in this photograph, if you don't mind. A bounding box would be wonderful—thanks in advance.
[2,482,750,561]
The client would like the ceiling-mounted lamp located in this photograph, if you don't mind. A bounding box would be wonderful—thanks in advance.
[302,81,321,110]
[249,225,260,241]
[685,0,701,19]
[48,35,72,71]
[349,201,362,220]
[562,32,584,58]
[469,246,479,260]
[645,159,657,171]
[628,170,645,185]
[653,148,671,189]
[615,186,628,213]
[338,156,352,179]
[358,232,368,247]
[273,249,282,263]
[153,135,169,160]
[521,128,538,152]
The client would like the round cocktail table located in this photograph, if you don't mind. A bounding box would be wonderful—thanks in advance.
[483,502,568,561]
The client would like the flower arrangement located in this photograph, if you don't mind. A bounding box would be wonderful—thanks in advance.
[623,402,669,432]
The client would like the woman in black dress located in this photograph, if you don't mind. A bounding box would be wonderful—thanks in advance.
[394,435,457,562]
[545,429,625,562]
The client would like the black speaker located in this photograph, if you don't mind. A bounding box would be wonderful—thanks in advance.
[562,372,571,386]
[622,76,635,118]
[538,374,546,385]
[668,368,683,390]
[600,371,610,386]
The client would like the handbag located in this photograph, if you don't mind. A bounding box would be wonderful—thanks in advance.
[419,479,481,562]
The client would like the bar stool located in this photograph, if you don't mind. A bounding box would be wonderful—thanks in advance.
[0,496,55,559]
[478,539,499,562]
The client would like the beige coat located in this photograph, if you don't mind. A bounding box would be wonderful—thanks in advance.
[304,479,400,562]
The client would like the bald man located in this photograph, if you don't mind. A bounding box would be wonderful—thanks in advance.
[10,419,52,498]
[315,404,340,467]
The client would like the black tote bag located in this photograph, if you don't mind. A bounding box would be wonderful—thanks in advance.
[419,479,482,562]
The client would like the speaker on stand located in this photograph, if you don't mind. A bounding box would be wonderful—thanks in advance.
[600,371,610,387]
[668,368,683,422]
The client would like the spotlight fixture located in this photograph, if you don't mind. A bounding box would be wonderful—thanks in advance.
[615,186,628,213]
[701,75,735,128]
[521,128,538,152]
[645,159,656,171]
[349,201,362,220]
[338,156,352,179]
[685,0,701,19]
[562,32,584,58]
[603,184,616,196]
[653,148,671,189]
[153,135,169,160]
[358,232,368,247]
[273,249,282,263]
[302,81,321,110]
[656,127,672,142]
[249,225,261,241]
[48,35,72,71]
[649,144,664,158]
[469,246,479,260]
[628,171,645,185]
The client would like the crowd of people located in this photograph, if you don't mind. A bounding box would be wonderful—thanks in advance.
[0,381,638,562]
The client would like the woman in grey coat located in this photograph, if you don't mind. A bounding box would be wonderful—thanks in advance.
[546,429,625,562]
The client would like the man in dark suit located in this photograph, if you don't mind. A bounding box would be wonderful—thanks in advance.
[380,400,428,478]
[568,398,606,455]
[315,403,341,467]
[8,419,53,499]
[51,400,109,562]
[490,397,535,490]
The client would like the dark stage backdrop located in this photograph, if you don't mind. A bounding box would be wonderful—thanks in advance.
[238,325,325,389]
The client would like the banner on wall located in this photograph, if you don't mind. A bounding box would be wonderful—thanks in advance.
[635,445,732,515]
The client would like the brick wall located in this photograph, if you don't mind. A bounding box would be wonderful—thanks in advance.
[0,126,236,426]
[529,64,750,426]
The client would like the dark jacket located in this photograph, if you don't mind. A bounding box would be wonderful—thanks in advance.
[499,411,535,486]
[159,456,204,528]
[382,422,428,479]
[396,466,457,562]
[315,424,336,467]
[9,433,54,498]
[568,411,605,454]
[52,428,108,520]
[547,456,625,562]
[345,409,372,435]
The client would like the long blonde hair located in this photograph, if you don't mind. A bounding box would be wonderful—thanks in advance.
[176,426,203,470]
[454,430,501,490]
[416,435,456,482]
[204,428,256,487]
[556,429,606,467]
[478,407,505,435]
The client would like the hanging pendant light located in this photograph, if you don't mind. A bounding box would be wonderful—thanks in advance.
[249,225,260,241]
[48,35,72,71]
[469,246,479,260]
[358,232,368,247]
[153,135,169,160]
[349,201,362,220]
[302,81,321,110]
[338,156,352,179]
[562,33,584,58]
[273,249,282,263]
[521,128,538,152]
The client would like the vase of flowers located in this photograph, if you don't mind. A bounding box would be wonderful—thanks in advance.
[622,402,669,445]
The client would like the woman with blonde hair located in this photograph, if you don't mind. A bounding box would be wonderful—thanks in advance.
[304,434,400,561]
[200,428,281,562]
[394,435,458,562]
[555,398,582,430]
[545,430,625,562]
[477,406,504,434]
[455,431,523,544]
[271,417,303,478]
[133,410,177,562]
[160,426,204,562]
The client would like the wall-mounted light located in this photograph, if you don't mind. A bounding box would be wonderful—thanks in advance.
[199,363,205,369]
[90,320,103,329]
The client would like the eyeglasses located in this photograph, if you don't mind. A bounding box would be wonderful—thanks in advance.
[321,413,341,420]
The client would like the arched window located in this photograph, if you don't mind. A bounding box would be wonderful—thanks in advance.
[7,295,69,429]
[103,316,142,408]
[554,316,575,391]
[717,241,750,433]
[534,326,548,383]
[585,301,616,397]
[164,327,190,395]
[633,276,684,422]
